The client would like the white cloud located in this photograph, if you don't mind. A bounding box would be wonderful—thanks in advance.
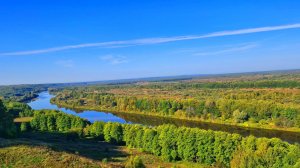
[1,23,300,56]
[194,43,258,56]
[100,55,128,65]
[55,60,74,68]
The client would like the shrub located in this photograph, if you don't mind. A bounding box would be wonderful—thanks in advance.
[125,156,145,168]
[20,122,30,132]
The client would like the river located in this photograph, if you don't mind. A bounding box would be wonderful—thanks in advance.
[28,91,300,143]
[28,91,128,123]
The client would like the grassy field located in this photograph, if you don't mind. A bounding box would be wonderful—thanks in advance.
[0,132,208,168]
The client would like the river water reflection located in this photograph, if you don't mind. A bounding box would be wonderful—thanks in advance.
[28,92,128,123]
[28,92,300,143]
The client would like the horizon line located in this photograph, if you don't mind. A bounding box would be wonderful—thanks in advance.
[1,68,299,86]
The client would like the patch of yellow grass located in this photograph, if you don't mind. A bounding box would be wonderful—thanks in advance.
[13,117,33,123]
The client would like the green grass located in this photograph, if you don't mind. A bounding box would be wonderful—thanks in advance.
[0,132,209,168]
[0,144,103,168]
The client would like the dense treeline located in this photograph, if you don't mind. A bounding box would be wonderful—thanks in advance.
[146,80,300,89]
[26,110,300,168]
[0,100,17,138]
[120,124,300,167]
[4,101,34,117]
[0,82,89,102]
[66,86,300,104]
[50,73,300,131]
[30,110,90,132]
[52,92,300,129]
[0,85,46,102]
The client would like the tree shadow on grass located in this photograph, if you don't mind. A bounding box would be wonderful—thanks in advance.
[0,131,129,162]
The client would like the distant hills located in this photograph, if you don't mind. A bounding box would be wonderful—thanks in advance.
[1,69,300,87]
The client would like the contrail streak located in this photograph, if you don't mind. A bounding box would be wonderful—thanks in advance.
[1,23,300,56]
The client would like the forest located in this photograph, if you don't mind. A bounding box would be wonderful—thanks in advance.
[1,103,299,167]
[51,72,300,132]
[1,71,300,167]
[2,0,300,167]
[0,82,93,102]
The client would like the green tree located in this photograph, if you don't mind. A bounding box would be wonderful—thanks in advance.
[89,121,105,139]
[110,122,123,144]
[142,129,156,152]
[47,115,56,131]
[20,122,29,132]
[157,125,177,161]
[232,109,248,123]
[0,100,17,138]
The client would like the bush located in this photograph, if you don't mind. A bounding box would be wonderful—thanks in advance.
[233,109,248,123]
[20,122,30,132]
[102,158,108,164]
[125,156,145,168]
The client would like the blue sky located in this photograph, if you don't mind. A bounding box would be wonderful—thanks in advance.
[0,1,300,85]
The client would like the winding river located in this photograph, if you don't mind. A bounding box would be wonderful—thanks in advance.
[28,91,300,143]
[28,92,128,123]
